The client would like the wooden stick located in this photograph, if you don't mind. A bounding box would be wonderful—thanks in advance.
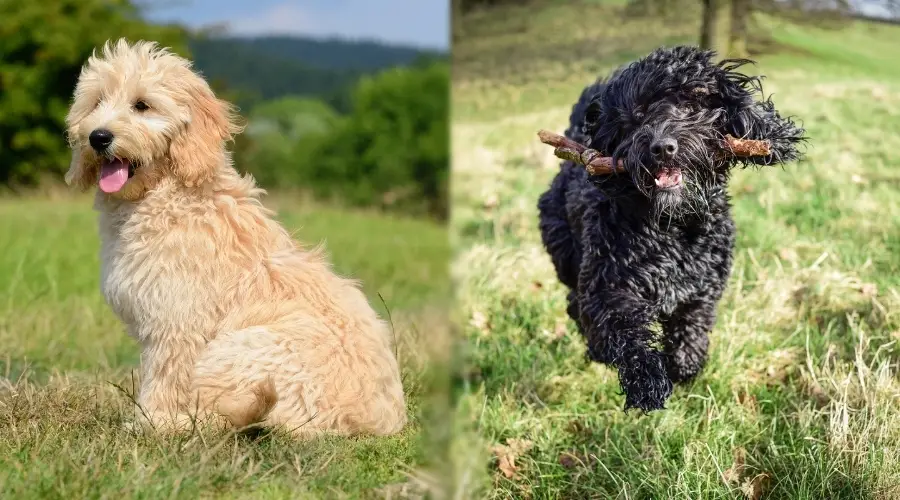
[537,129,771,176]
[537,130,625,175]
[721,134,771,157]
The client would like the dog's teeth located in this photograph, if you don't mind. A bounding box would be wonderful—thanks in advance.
[655,178,663,187]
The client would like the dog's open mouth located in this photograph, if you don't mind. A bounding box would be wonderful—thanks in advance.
[99,157,135,193]
[654,167,682,190]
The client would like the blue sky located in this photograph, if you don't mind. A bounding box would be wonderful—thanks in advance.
[143,0,449,50]
[855,0,895,17]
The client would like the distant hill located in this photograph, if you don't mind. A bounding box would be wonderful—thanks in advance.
[205,36,445,71]
[188,36,447,112]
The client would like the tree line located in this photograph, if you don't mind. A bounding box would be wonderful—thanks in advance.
[234,63,449,220]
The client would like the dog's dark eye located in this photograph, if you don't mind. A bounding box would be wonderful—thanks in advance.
[134,100,150,112]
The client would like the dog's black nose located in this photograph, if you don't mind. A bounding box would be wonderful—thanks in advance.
[89,129,114,152]
[650,137,678,162]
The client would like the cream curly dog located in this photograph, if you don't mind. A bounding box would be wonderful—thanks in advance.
[64,39,407,437]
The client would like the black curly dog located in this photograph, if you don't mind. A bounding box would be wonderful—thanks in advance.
[538,46,806,412]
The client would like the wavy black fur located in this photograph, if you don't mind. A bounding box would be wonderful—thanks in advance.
[538,46,806,412]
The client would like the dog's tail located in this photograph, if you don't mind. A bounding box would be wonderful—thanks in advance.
[216,378,278,429]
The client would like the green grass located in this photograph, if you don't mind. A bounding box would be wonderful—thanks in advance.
[0,194,450,498]
[452,3,900,499]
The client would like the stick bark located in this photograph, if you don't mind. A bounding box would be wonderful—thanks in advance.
[537,129,771,176]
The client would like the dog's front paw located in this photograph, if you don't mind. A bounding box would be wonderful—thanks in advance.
[617,349,674,412]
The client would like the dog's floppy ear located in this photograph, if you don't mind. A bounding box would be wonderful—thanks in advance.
[64,90,99,191]
[583,99,603,138]
[169,75,243,186]
[715,60,806,166]
[64,148,98,191]
[564,80,607,147]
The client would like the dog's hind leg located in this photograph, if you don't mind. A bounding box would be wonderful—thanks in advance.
[538,167,583,290]
[538,78,603,290]
[191,319,406,437]
[190,326,294,432]
[566,290,583,334]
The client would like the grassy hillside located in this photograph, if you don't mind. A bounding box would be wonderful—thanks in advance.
[0,194,450,498]
[452,3,900,498]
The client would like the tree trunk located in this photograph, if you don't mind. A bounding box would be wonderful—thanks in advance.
[453,0,464,41]
[729,0,750,57]
[699,0,723,51]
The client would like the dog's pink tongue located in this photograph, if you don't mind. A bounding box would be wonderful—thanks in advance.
[99,159,130,193]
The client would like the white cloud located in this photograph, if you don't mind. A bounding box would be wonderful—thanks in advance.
[223,0,448,49]
[226,3,317,37]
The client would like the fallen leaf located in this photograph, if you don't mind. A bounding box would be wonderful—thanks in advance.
[860,283,877,298]
[778,248,798,263]
[804,378,829,407]
[542,321,568,343]
[870,86,888,101]
[558,453,577,470]
[558,450,595,470]
[507,438,534,455]
[483,193,500,209]
[764,349,798,384]
[741,473,771,500]
[554,321,567,339]
[736,388,757,408]
[491,448,516,479]
[566,420,586,435]
[470,310,491,334]
[723,447,747,485]
[491,438,533,479]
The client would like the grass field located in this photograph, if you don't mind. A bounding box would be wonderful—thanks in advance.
[0,194,450,498]
[452,3,900,498]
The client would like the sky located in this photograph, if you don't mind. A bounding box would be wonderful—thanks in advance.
[854,0,895,17]
[142,0,895,51]
[143,0,450,51]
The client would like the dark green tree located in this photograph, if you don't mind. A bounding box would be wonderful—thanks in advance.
[311,62,450,219]
[0,0,187,185]
[238,97,342,188]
